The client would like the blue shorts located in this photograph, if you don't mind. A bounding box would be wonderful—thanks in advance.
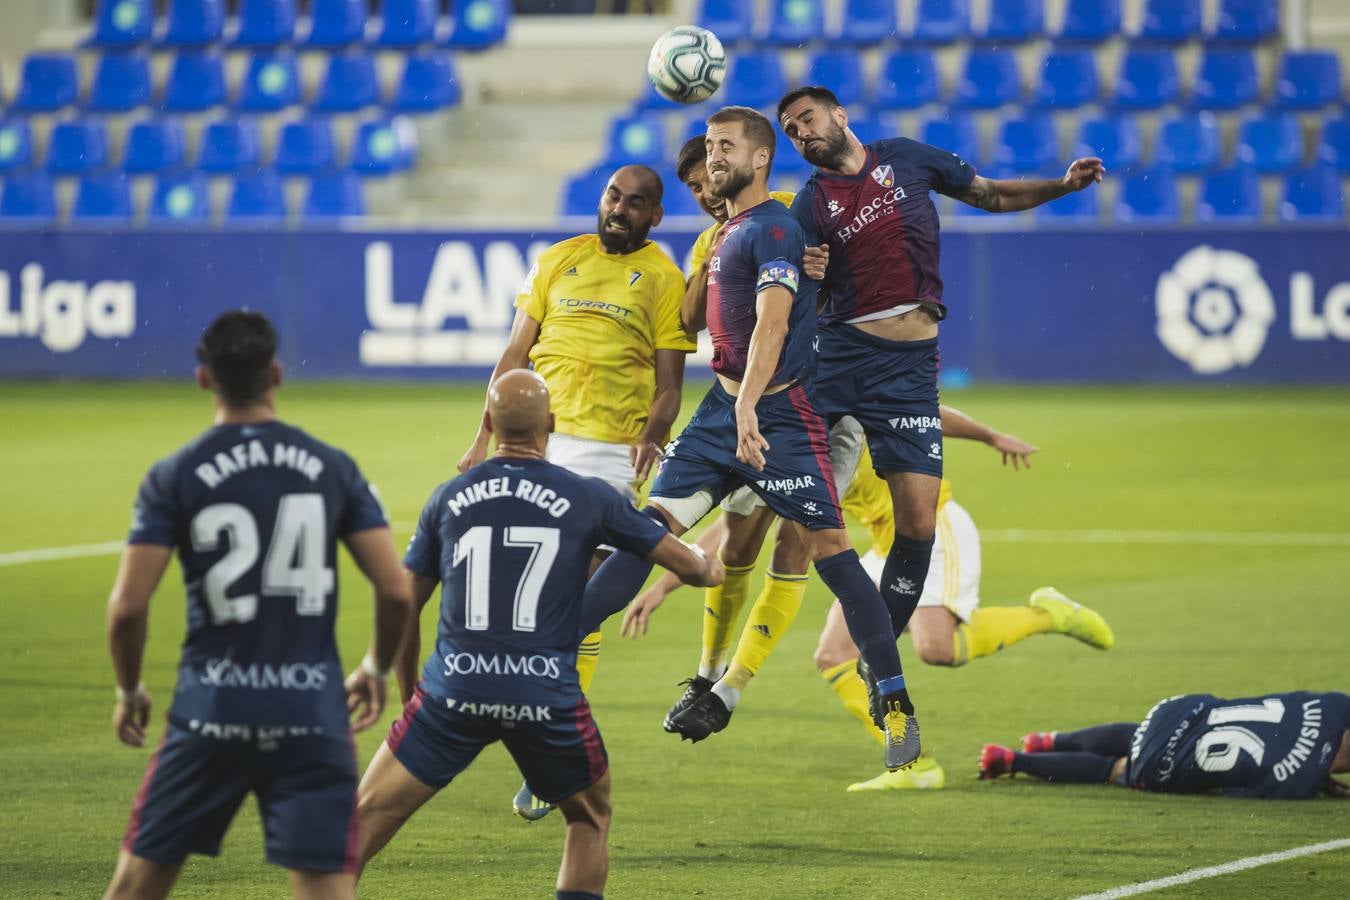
[814,325,943,478]
[650,381,843,529]
[123,721,358,873]
[387,687,608,804]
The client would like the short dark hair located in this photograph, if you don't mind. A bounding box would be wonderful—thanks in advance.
[706,106,776,167]
[676,136,707,183]
[776,85,841,124]
[196,310,278,406]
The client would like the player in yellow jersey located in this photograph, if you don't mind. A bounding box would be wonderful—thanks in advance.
[456,164,696,819]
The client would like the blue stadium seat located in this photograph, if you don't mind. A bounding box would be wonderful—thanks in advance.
[227,170,287,221]
[920,113,981,167]
[273,118,336,174]
[303,170,365,218]
[872,49,940,110]
[160,0,225,46]
[1138,0,1202,43]
[123,119,186,174]
[635,78,688,112]
[1195,166,1261,221]
[953,49,1021,109]
[301,0,366,47]
[1280,165,1344,221]
[1155,112,1221,174]
[197,119,262,173]
[350,116,419,174]
[601,114,664,167]
[846,113,886,146]
[390,52,461,113]
[1191,49,1258,110]
[720,50,786,110]
[1074,114,1142,171]
[1035,185,1099,220]
[1031,48,1098,109]
[11,54,79,112]
[230,0,298,47]
[313,52,379,112]
[662,168,704,216]
[72,171,133,223]
[1115,168,1179,222]
[89,0,154,46]
[444,0,511,51]
[161,52,226,112]
[834,0,897,45]
[560,166,609,217]
[1316,117,1350,172]
[1114,48,1179,110]
[909,0,969,43]
[1057,0,1120,43]
[981,0,1044,43]
[806,49,865,107]
[697,0,754,45]
[87,54,152,112]
[1235,112,1303,173]
[0,121,34,172]
[762,0,824,46]
[0,171,56,222]
[373,0,437,47]
[236,52,300,111]
[47,120,109,174]
[994,113,1056,173]
[1210,0,1279,44]
[1274,51,1342,110]
[148,172,211,223]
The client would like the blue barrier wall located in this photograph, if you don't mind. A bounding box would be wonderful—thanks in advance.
[2,228,1348,382]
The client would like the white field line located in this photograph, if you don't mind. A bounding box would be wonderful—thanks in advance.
[2,528,1349,569]
[1073,838,1350,900]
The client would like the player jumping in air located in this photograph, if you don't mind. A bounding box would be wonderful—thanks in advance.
[979,691,1350,799]
[457,164,696,818]
[353,370,720,900]
[776,86,1105,717]
[104,311,412,900]
[581,106,923,772]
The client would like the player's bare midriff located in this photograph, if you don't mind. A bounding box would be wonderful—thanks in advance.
[849,305,940,342]
[715,373,796,398]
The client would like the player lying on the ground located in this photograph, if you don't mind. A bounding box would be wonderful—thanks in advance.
[354,370,721,900]
[104,310,412,900]
[579,106,923,773]
[979,691,1350,799]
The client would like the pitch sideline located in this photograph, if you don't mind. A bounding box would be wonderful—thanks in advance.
[1073,838,1350,899]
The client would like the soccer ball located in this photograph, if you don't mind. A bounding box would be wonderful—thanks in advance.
[647,25,726,105]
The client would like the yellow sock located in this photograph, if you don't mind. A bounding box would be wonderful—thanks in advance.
[698,561,755,679]
[951,606,1054,666]
[821,659,885,746]
[723,570,808,691]
[576,630,602,694]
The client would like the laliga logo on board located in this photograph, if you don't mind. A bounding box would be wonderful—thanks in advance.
[1155,246,1275,375]
[0,263,135,352]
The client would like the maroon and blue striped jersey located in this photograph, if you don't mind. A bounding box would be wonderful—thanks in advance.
[790,138,975,324]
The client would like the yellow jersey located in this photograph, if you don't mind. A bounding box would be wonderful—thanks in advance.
[841,444,952,556]
[516,234,696,444]
[687,191,798,275]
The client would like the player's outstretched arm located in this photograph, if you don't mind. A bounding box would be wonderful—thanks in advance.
[342,527,414,731]
[955,159,1105,213]
[106,544,173,747]
[632,349,687,484]
[622,535,724,638]
[681,264,712,333]
[622,516,729,638]
[940,404,1039,470]
[458,309,541,473]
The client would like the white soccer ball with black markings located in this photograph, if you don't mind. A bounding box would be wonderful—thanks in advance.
[647,25,726,104]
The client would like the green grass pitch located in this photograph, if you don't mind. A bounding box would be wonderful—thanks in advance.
[1,381,1347,899]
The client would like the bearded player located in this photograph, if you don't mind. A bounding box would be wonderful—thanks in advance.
[776,86,1105,713]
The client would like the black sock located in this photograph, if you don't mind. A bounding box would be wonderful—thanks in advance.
[1012,751,1117,784]
[557,891,603,900]
[1053,723,1139,756]
[880,534,933,638]
[816,549,903,685]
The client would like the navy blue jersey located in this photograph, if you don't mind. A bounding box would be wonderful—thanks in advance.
[706,198,818,384]
[403,457,668,706]
[792,138,975,324]
[128,421,387,737]
[1128,692,1350,799]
